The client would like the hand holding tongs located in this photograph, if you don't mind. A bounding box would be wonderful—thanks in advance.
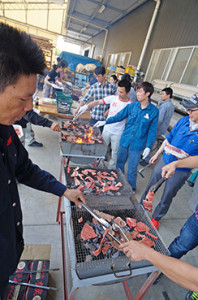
[81,203,129,245]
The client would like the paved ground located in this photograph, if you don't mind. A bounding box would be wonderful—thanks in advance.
[17,115,198,300]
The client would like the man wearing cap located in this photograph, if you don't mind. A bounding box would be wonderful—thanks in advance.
[141,93,198,229]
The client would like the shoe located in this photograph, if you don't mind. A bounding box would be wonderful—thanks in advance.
[28,141,43,147]
[185,291,198,300]
[151,217,160,229]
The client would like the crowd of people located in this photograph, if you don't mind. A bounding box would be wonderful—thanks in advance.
[0,22,198,299]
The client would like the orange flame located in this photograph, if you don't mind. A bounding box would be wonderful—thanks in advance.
[88,127,93,141]
[76,137,83,143]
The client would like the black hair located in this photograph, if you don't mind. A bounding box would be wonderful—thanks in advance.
[162,87,173,98]
[0,22,46,92]
[121,73,132,83]
[110,74,118,82]
[137,81,154,97]
[94,65,105,76]
[57,59,67,69]
[118,80,131,93]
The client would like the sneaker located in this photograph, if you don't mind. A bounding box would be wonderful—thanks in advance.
[185,291,198,300]
[28,141,43,147]
[151,217,160,229]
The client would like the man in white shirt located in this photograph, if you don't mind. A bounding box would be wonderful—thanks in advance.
[77,80,131,169]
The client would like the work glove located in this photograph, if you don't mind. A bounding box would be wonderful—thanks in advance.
[78,105,88,116]
[142,147,150,160]
[93,121,106,128]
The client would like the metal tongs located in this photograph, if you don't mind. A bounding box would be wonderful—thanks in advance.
[81,203,129,245]
[150,177,166,193]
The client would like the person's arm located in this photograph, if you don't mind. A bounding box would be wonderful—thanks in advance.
[24,110,53,128]
[149,139,168,164]
[157,103,167,128]
[119,240,198,293]
[106,103,131,125]
[87,99,104,109]
[44,75,53,86]
[146,111,159,149]
[13,129,85,207]
[162,155,198,178]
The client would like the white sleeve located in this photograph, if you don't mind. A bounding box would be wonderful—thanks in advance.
[103,95,114,105]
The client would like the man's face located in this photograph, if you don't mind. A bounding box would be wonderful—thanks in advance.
[161,91,170,101]
[188,107,198,123]
[0,74,37,125]
[118,86,128,100]
[136,88,150,102]
[95,73,105,84]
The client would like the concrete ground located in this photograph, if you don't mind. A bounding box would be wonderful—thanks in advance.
[17,116,198,300]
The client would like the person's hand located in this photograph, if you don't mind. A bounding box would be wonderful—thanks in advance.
[149,153,159,164]
[63,188,86,208]
[50,122,61,132]
[161,162,177,178]
[142,147,150,160]
[93,120,106,127]
[119,240,151,261]
[78,105,88,116]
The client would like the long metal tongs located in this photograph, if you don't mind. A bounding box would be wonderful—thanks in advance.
[150,177,166,193]
[81,203,129,245]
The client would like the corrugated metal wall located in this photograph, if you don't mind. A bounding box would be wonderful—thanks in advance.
[90,0,198,74]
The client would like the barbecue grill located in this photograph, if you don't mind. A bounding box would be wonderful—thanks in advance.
[60,120,107,164]
[61,167,169,300]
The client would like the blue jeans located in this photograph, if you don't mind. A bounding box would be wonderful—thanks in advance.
[117,145,142,190]
[168,213,198,259]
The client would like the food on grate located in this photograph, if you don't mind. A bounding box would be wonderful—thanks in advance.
[102,243,111,255]
[140,236,155,247]
[114,217,126,228]
[92,229,109,256]
[126,217,137,228]
[135,222,150,233]
[67,167,123,195]
[67,166,71,174]
[143,190,154,212]
[146,231,158,240]
[93,209,115,222]
[77,185,84,191]
[81,223,98,241]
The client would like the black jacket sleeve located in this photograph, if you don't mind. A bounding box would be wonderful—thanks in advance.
[24,110,53,128]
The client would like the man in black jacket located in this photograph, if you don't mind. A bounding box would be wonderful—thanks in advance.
[0,22,85,297]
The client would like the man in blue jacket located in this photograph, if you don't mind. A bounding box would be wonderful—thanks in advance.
[0,23,85,297]
[141,93,198,229]
[95,82,159,192]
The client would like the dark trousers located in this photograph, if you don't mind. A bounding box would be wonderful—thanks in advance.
[141,157,190,221]
[0,280,8,299]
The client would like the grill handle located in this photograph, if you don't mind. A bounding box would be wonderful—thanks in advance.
[111,262,132,278]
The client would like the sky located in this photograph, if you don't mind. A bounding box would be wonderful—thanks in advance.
[56,36,81,54]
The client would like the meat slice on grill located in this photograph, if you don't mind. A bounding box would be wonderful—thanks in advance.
[93,209,115,222]
[140,236,155,247]
[142,200,153,212]
[81,223,98,241]
[135,222,150,233]
[92,229,109,256]
[146,231,158,240]
[126,217,137,228]
[114,217,126,228]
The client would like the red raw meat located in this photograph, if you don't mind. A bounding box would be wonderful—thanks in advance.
[86,169,97,175]
[74,177,80,186]
[108,185,119,191]
[114,217,126,227]
[85,182,92,189]
[107,181,112,185]
[111,171,118,178]
[140,236,155,248]
[146,191,154,202]
[143,200,153,212]
[67,166,71,174]
[105,176,115,181]
[85,176,95,182]
[126,217,137,228]
[102,185,110,192]
[115,182,123,187]
[132,230,139,240]
[135,222,150,233]
[78,217,83,223]
[71,169,78,177]
[82,170,89,175]
[92,217,99,225]
[97,136,103,139]
[91,184,95,189]
[96,187,101,193]
[77,185,84,191]
[102,172,110,176]
[102,243,111,255]
[96,176,103,183]
[81,223,97,241]
[93,210,115,222]
[77,173,84,181]
[146,231,158,240]
[92,229,109,256]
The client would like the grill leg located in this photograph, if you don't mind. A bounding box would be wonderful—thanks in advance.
[68,288,78,300]
[133,271,160,300]
[122,281,133,300]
